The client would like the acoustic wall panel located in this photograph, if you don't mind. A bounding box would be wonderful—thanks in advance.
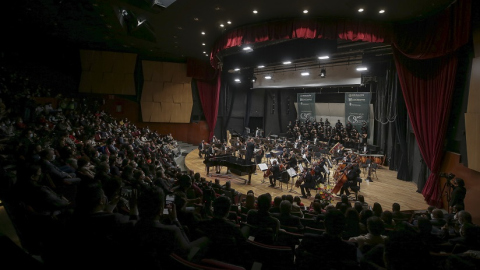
[79,49,137,95]
[141,60,193,123]
[141,101,155,122]
[150,102,163,122]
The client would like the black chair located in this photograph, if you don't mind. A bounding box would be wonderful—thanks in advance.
[361,158,371,176]
[279,170,290,190]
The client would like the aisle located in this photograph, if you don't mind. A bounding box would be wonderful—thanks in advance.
[185,149,429,211]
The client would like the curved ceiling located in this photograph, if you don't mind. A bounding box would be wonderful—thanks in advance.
[3,0,455,65]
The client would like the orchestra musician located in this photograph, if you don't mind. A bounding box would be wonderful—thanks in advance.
[340,163,361,197]
[204,145,219,175]
[198,140,206,158]
[269,160,281,187]
[286,151,298,172]
[299,165,316,198]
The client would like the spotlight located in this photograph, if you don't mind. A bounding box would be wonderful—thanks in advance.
[320,69,326,78]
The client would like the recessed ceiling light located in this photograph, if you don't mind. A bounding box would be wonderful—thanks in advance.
[358,8,364,12]
[258,65,265,68]
[205,54,209,56]
[356,67,368,71]
[243,47,252,51]
[379,9,385,14]
[303,10,308,14]
[215,6,221,11]
[227,21,232,24]
[265,75,272,79]
[203,51,206,54]
[220,24,224,27]
[202,43,205,46]
[301,72,310,76]
[283,61,291,65]
[201,31,205,35]
[253,10,258,14]
[178,26,182,29]
[234,78,241,82]
[193,17,199,21]
[318,56,329,60]
[234,68,240,71]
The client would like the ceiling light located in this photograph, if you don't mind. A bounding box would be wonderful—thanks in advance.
[283,61,291,65]
[303,10,308,14]
[252,76,257,82]
[203,51,206,54]
[265,75,272,79]
[234,78,241,82]
[202,43,205,46]
[220,24,224,27]
[201,31,205,35]
[258,65,265,68]
[243,47,252,51]
[205,54,209,56]
[318,56,329,60]
[234,68,240,71]
[379,10,385,14]
[301,72,310,76]
[193,17,199,21]
[356,67,368,71]
[358,8,364,12]
[320,69,326,78]
[227,21,231,24]
[253,10,258,14]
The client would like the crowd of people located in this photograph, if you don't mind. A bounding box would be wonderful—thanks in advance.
[0,69,479,270]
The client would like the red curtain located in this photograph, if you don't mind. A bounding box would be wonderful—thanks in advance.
[392,0,471,207]
[187,58,220,140]
[196,75,221,141]
[393,51,458,207]
[210,18,391,68]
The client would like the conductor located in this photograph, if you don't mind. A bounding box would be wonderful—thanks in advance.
[245,138,255,162]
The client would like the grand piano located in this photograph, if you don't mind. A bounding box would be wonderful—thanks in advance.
[204,154,256,184]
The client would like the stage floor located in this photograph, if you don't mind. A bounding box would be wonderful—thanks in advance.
[185,149,429,211]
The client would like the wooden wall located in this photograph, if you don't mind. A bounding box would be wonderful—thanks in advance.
[102,96,209,145]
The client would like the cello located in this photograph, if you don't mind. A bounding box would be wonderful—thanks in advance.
[332,163,352,194]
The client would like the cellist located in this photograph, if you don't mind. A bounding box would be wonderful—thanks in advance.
[340,163,361,197]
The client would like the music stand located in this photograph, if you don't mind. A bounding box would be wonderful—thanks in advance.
[258,163,268,184]
[287,168,298,193]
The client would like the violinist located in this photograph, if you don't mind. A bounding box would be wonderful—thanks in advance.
[269,160,281,188]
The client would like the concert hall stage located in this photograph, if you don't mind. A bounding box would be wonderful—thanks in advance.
[185,149,429,211]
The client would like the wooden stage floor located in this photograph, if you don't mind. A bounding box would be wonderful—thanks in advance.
[185,149,429,211]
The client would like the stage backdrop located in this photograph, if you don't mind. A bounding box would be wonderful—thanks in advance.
[345,93,372,136]
[297,93,316,123]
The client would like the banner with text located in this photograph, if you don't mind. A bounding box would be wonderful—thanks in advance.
[297,93,316,123]
[345,92,371,135]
